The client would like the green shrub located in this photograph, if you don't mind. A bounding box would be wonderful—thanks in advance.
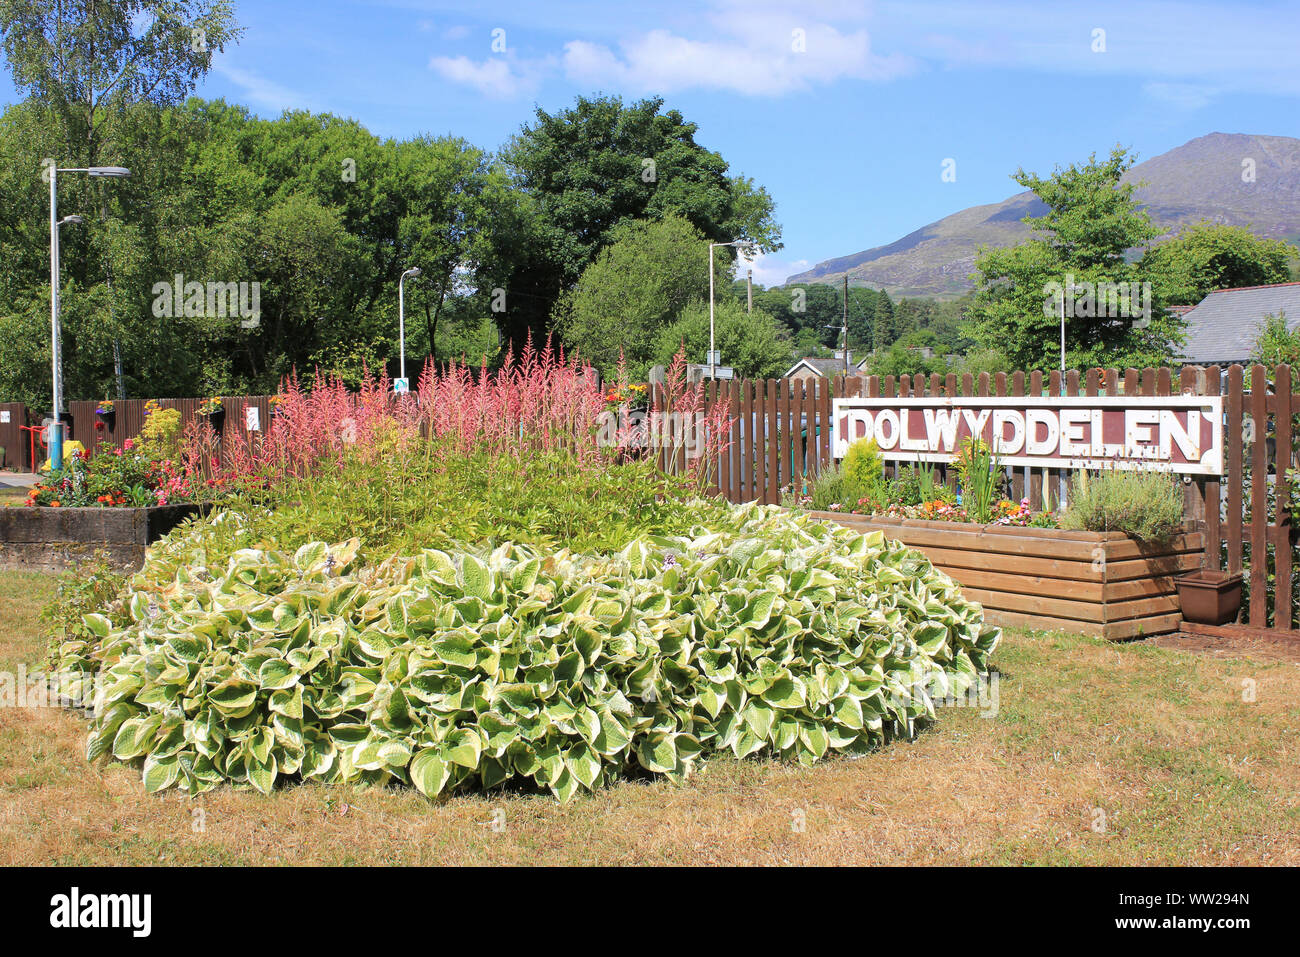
[51,505,998,801]
[842,438,884,503]
[1060,469,1184,543]
[138,408,182,461]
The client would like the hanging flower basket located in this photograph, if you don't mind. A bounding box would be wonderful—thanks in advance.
[197,398,225,436]
[94,401,116,434]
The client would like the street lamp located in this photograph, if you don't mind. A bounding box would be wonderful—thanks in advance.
[48,165,130,469]
[707,241,748,379]
[398,267,421,384]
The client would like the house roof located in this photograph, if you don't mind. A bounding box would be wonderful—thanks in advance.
[1178,281,1300,365]
[785,356,858,377]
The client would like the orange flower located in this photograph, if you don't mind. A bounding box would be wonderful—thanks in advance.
[50,501,60,507]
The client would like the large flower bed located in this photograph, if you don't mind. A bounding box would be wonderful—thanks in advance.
[50,505,997,801]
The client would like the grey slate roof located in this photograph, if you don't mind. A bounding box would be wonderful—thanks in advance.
[1178,282,1300,365]
[786,356,856,377]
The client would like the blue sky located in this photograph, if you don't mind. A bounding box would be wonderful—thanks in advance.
[3,0,1298,286]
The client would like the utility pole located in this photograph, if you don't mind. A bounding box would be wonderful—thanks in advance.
[842,275,850,374]
[746,269,753,314]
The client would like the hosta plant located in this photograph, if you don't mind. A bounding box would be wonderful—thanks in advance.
[50,505,998,801]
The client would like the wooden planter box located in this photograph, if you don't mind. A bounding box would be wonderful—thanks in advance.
[806,511,1204,640]
[0,504,207,573]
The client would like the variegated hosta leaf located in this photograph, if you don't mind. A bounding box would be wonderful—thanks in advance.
[50,504,998,802]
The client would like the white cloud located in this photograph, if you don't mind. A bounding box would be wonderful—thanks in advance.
[563,19,911,96]
[1143,81,1217,111]
[426,1,910,99]
[738,250,810,288]
[213,63,309,114]
[428,55,545,99]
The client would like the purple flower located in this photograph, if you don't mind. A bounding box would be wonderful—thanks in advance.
[663,553,678,569]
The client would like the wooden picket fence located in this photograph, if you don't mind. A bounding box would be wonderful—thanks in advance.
[6,363,1297,636]
[668,365,1298,637]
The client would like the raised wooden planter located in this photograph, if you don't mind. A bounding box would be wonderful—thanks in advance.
[807,511,1204,640]
[0,504,207,573]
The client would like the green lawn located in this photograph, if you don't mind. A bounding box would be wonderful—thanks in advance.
[2,568,1297,865]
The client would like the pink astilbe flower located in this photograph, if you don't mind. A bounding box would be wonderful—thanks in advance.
[180,334,626,491]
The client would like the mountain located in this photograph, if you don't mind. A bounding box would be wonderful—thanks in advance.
[787,133,1300,298]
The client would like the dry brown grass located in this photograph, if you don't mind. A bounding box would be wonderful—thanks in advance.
[2,569,1298,865]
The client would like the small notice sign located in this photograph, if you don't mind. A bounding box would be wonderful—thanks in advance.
[393,378,410,395]
[245,406,260,432]
[0,411,9,423]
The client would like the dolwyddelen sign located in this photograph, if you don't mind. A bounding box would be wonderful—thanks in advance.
[831,394,1225,475]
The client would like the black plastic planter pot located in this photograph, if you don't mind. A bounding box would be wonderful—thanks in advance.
[203,409,226,436]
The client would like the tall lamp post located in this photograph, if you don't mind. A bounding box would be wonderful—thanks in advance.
[1058,284,1067,375]
[48,165,130,469]
[707,240,747,379]
[398,266,422,385]
[1057,282,1068,508]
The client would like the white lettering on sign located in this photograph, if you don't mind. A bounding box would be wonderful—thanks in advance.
[831,395,1224,475]
[992,410,1025,454]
